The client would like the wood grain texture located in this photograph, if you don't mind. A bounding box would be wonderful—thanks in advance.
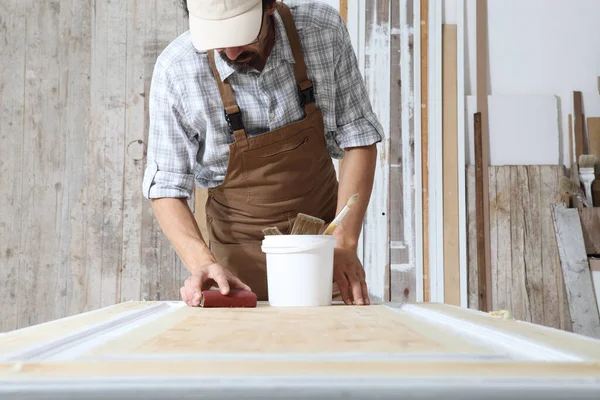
[474,112,489,311]
[442,25,460,306]
[573,91,586,159]
[467,166,571,330]
[0,0,184,332]
[466,167,479,310]
[420,0,430,302]
[578,208,600,256]
[552,203,600,339]
[587,118,600,157]
[0,0,26,333]
[475,0,492,312]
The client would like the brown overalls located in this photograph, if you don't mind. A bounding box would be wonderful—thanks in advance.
[205,3,339,301]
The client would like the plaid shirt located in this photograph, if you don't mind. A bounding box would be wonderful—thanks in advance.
[143,1,383,198]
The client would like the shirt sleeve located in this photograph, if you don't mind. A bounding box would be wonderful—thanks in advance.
[332,16,384,150]
[142,60,199,199]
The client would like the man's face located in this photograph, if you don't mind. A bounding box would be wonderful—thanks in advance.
[215,7,273,72]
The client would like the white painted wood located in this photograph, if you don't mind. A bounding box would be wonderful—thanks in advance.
[465,95,560,165]
[427,0,444,303]
[362,1,391,302]
[413,0,424,302]
[456,0,468,308]
[552,203,600,339]
[400,0,417,301]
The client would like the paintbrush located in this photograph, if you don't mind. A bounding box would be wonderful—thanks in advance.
[290,213,325,235]
[558,176,590,208]
[262,226,283,236]
[579,154,598,207]
[322,193,359,235]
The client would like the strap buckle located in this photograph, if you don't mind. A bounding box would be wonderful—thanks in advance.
[224,110,244,132]
[298,85,315,107]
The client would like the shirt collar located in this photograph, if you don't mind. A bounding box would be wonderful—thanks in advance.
[212,9,296,81]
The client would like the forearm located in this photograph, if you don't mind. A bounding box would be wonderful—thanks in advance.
[333,144,377,250]
[150,197,216,274]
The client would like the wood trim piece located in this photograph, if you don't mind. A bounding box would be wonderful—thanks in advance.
[339,0,348,22]
[573,91,586,160]
[588,117,600,158]
[442,24,460,306]
[420,0,430,302]
[473,112,488,312]
[552,203,600,339]
[578,207,600,256]
[475,0,492,312]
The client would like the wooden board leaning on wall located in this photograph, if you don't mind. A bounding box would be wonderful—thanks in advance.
[466,165,572,332]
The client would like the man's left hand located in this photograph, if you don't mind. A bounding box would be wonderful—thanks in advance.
[333,248,370,306]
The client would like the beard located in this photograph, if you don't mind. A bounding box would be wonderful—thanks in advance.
[219,50,260,73]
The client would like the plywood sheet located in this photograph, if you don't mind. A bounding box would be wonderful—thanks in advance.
[466,95,560,165]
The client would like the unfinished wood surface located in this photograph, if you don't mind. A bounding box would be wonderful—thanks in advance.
[569,114,574,165]
[442,25,460,306]
[587,118,600,157]
[552,203,600,339]
[474,112,490,311]
[88,305,494,357]
[362,0,391,302]
[578,208,600,256]
[420,0,430,302]
[467,166,571,330]
[475,0,492,312]
[0,0,185,332]
[389,0,415,303]
[574,91,586,159]
[0,0,26,333]
[339,0,348,22]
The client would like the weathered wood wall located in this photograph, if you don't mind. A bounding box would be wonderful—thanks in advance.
[0,0,416,332]
[466,165,572,331]
[0,0,190,333]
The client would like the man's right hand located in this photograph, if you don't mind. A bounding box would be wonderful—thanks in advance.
[180,263,252,307]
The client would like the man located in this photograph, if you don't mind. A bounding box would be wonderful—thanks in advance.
[143,0,384,307]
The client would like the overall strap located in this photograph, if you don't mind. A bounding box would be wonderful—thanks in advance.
[207,50,248,142]
[276,2,316,115]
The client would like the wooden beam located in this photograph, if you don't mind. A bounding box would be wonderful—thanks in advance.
[552,203,600,339]
[442,24,460,306]
[475,0,492,312]
[578,208,600,256]
[420,0,430,302]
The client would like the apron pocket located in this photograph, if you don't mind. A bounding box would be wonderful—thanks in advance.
[242,128,318,202]
[209,240,268,301]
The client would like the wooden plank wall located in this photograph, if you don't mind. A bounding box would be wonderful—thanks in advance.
[0,0,188,333]
[0,0,416,331]
[466,165,572,331]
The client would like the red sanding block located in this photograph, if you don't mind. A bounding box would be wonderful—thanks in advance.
[200,289,257,308]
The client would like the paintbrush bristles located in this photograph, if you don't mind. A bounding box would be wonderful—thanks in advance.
[579,154,598,169]
[347,193,359,207]
[262,227,283,236]
[290,213,325,235]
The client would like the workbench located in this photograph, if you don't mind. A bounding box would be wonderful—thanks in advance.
[1,301,600,399]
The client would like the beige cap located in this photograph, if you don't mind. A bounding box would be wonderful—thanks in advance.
[188,0,264,51]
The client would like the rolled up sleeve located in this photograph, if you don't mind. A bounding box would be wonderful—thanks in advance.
[333,18,384,150]
[143,59,199,199]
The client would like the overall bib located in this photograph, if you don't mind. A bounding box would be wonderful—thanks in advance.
[205,3,339,301]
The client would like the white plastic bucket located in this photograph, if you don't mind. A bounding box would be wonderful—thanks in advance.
[261,235,337,307]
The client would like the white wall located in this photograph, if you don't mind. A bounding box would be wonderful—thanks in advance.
[446,0,600,166]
